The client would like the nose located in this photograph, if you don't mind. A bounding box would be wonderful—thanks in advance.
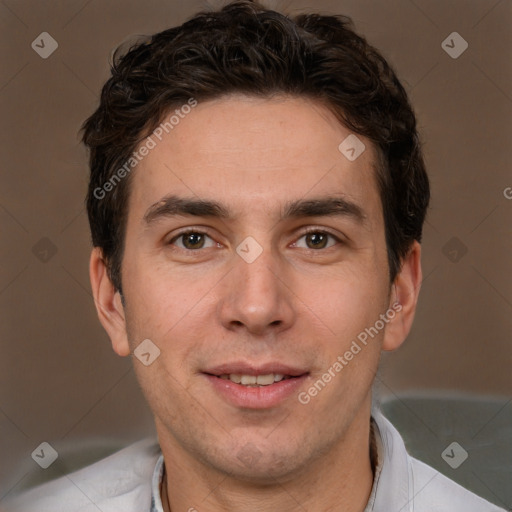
[217,244,296,337]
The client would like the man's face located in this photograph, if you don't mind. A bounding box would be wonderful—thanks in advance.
[118,95,392,481]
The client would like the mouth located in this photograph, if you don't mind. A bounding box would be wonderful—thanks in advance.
[215,373,296,386]
[203,363,309,408]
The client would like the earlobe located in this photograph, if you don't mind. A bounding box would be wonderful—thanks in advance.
[89,247,131,357]
[381,241,422,352]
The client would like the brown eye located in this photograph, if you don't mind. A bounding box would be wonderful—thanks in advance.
[170,231,215,250]
[294,231,338,250]
[305,232,329,249]
[182,232,204,249]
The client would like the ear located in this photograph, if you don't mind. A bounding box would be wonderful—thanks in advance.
[89,247,131,357]
[382,241,422,352]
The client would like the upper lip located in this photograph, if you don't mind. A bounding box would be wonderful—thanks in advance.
[204,362,309,377]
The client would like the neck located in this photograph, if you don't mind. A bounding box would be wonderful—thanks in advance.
[159,406,375,512]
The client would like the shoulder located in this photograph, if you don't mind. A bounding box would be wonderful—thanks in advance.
[3,438,161,512]
[409,456,506,512]
[371,409,506,512]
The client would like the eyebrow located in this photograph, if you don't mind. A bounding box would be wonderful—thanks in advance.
[143,194,367,226]
[283,197,366,224]
[143,195,231,225]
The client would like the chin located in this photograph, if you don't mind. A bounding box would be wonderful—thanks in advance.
[209,441,312,484]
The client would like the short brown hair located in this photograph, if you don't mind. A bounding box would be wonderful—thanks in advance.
[82,0,430,293]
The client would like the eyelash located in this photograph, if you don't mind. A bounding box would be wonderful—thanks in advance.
[167,227,343,251]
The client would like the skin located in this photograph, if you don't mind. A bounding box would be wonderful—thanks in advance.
[90,95,422,512]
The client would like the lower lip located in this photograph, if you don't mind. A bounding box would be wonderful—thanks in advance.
[204,374,308,409]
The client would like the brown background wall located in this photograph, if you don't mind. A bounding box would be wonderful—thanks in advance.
[1,0,511,502]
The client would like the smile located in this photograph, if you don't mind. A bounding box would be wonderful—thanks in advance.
[203,364,309,409]
[217,373,290,386]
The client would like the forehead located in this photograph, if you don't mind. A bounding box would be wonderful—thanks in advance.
[128,95,382,224]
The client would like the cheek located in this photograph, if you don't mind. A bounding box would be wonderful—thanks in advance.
[298,264,389,342]
[301,271,386,403]
[123,255,210,333]
[123,264,219,378]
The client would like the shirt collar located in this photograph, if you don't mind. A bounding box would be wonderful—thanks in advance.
[363,414,383,512]
[150,453,165,512]
[369,407,413,511]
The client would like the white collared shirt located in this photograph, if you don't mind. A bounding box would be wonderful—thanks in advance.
[4,408,505,512]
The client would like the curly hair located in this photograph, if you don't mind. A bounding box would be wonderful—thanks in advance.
[82,0,430,293]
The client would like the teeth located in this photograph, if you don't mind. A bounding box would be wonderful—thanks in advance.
[240,375,257,385]
[255,374,274,385]
[219,373,288,386]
